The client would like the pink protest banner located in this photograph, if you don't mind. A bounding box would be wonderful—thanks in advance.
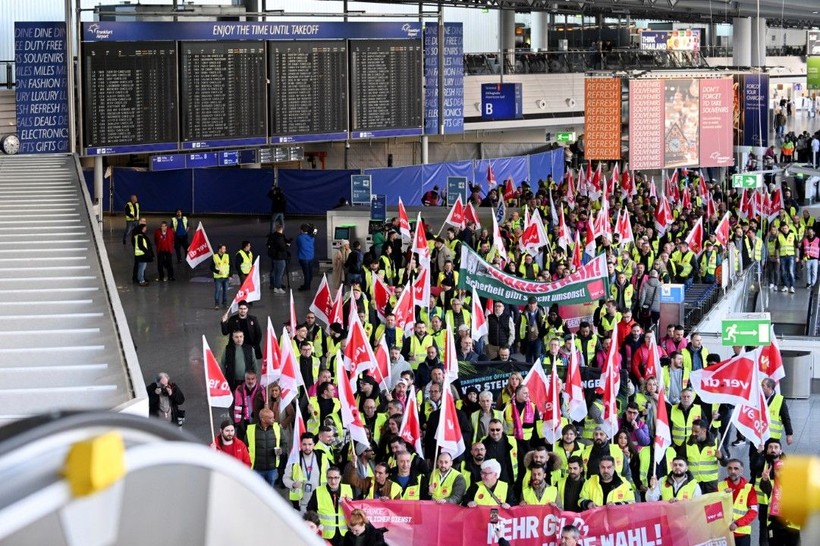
[699,78,734,168]
[344,492,734,546]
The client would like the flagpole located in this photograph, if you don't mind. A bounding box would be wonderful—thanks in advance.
[202,337,216,445]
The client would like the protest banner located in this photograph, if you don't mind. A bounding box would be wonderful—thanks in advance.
[344,492,734,546]
[458,246,609,306]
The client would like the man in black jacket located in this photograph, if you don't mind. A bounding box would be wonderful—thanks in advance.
[267,185,286,232]
[220,300,262,359]
[486,301,514,359]
[268,223,290,294]
[220,330,257,390]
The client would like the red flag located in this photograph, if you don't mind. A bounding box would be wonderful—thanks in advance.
[602,322,621,437]
[399,385,425,458]
[471,285,488,342]
[277,327,303,411]
[572,229,583,271]
[522,358,550,415]
[615,209,634,247]
[464,201,481,229]
[443,328,459,382]
[229,257,262,313]
[685,217,704,256]
[373,274,392,322]
[412,213,430,267]
[443,195,466,229]
[690,353,757,406]
[309,274,333,326]
[714,212,731,247]
[653,372,672,469]
[203,335,232,408]
[260,317,281,388]
[286,410,308,469]
[186,222,214,268]
[566,336,587,422]
[398,197,411,242]
[413,263,431,310]
[649,176,658,200]
[739,189,752,220]
[503,177,516,201]
[681,187,692,211]
[519,214,547,255]
[768,188,783,220]
[705,191,717,219]
[487,163,497,188]
[335,349,369,446]
[698,174,709,196]
[758,325,785,383]
[645,334,661,380]
[565,171,577,210]
[344,305,378,377]
[369,333,392,391]
[584,217,597,257]
[730,366,771,449]
[557,205,572,250]
[435,377,465,459]
[330,285,344,326]
[394,282,416,335]
[289,289,297,332]
[542,360,563,445]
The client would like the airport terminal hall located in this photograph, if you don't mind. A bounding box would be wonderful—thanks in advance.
[3,0,820,544]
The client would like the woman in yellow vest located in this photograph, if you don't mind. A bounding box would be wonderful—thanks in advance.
[496,372,522,409]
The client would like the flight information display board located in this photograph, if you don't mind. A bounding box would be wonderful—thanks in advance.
[269,41,348,143]
[83,41,178,155]
[179,41,267,148]
[349,39,423,138]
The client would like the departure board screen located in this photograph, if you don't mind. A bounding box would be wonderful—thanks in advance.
[83,41,178,154]
[179,41,267,148]
[349,39,423,138]
[269,41,347,142]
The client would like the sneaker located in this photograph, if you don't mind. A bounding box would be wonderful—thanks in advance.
[781,286,789,292]
[790,287,795,293]
[276,288,285,294]
[138,282,149,287]
[214,305,220,310]
[731,439,746,447]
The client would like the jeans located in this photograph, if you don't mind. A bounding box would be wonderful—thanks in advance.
[214,278,229,306]
[765,260,780,286]
[255,468,278,488]
[524,339,543,364]
[174,236,188,262]
[299,259,313,289]
[137,262,147,283]
[123,220,137,244]
[779,256,795,288]
[806,259,818,287]
[271,259,286,289]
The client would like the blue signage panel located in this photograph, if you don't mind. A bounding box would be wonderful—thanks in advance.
[742,74,769,147]
[660,284,686,304]
[238,149,259,164]
[151,154,187,171]
[350,128,423,139]
[446,176,468,206]
[186,152,219,168]
[272,132,348,144]
[351,174,372,206]
[481,83,523,121]
[424,23,464,135]
[83,21,422,42]
[14,22,70,154]
[371,194,386,221]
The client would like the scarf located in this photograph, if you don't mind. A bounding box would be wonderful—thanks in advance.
[512,400,534,440]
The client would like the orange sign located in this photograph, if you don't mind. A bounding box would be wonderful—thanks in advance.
[585,78,621,160]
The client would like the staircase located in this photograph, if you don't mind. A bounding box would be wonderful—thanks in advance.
[0,154,145,425]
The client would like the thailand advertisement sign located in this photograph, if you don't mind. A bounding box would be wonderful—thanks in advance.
[664,79,700,168]
[699,78,734,167]
[344,492,735,546]
[740,73,769,147]
[584,78,621,160]
[808,57,820,91]
[640,29,701,52]
[629,79,664,170]
[458,246,609,306]
[424,23,464,135]
[14,22,70,154]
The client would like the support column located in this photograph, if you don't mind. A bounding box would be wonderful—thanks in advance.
[733,17,752,66]
[94,156,103,224]
[421,135,429,165]
[500,9,516,75]
[530,11,549,51]
[751,17,766,67]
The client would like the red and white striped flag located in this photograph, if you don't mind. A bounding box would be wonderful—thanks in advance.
[542,361,563,445]
[443,328,459,382]
[465,201,481,229]
[758,325,785,383]
[330,285,344,326]
[373,274,392,323]
[685,217,704,256]
[393,282,416,335]
[344,304,378,379]
[413,213,431,268]
[522,358,550,416]
[714,211,732,247]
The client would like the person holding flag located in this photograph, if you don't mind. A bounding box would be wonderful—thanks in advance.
[220,300,262,359]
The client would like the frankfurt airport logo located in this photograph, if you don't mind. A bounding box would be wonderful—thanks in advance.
[86,24,114,40]
[401,23,421,38]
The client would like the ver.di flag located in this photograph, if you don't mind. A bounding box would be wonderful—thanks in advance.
[260,317,281,387]
[335,349,370,446]
[399,385,424,458]
[186,222,214,268]
[435,376,465,459]
[690,353,757,406]
[229,256,261,314]
[309,274,333,326]
[203,335,232,408]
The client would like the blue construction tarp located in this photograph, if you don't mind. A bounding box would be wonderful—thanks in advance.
[278,169,359,214]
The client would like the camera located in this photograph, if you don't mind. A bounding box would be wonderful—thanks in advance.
[302,223,318,237]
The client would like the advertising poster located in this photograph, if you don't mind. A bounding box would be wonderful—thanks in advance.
[664,79,700,168]
[699,78,734,167]
[584,78,621,160]
[344,493,735,546]
[424,22,464,135]
[808,30,820,56]
[809,57,820,91]
[629,79,664,170]
[742,73,769,147]
[640,29,701,52]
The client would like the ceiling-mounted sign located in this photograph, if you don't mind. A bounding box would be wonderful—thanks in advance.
[640,29,701,52]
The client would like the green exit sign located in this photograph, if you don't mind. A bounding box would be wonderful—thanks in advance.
[732,173,761,189]
[721,313,771,346]
[556,132,576,144]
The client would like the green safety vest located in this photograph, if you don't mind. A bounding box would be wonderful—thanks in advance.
[134,234,147,257]
[238,249,253,274]
[580,475,635,506]
[660,477,700,501]
[474,480,509,506]
[213,253,230,279]
[768,394,784,439]
[669,405,701,446]
[125,202,139,221]
[521,484,557,505]
[429,468,463,501]
[246,422,281,469]
[288,453,329,501]
[316,485,352,539]
[717,481,754,536]
[171,216,188,232]
[778,233,796,256]
[686,440,720,483]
